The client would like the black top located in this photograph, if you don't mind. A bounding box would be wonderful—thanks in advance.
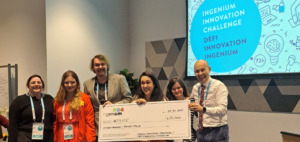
[8,94,54,142]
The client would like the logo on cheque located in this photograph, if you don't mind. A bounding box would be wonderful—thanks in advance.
[113,107,124,113]
[105,107,124,117]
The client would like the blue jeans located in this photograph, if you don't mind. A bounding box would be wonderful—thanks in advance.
[196,124,229,142]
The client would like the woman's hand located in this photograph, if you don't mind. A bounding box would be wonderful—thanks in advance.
[136,98,147,104]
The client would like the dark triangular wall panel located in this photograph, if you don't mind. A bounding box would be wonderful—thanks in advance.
[264,79,300,112]
[228,94,236,110]
[238,79,254,94]
[163,41,180,67]
[158,68,167,80]
[174,38,185,51]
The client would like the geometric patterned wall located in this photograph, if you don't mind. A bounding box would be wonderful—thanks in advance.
[145,37,300,113]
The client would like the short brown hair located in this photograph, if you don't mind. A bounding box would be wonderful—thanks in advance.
[89,54,110,72]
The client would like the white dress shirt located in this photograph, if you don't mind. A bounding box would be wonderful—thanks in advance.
[190,77,228,127]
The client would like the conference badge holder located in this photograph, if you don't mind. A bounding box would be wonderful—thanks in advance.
[63,124,74,140]
[32,123,44,140]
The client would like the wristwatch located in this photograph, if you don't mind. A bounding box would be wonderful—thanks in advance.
[203,107,206,113]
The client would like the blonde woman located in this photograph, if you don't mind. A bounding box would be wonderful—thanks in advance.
[53,70,96,142]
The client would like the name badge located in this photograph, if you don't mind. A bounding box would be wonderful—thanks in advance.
[32,123,44,140]
[63,124,73,140]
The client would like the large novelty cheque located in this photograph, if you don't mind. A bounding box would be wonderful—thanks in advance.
[99,100,191,141]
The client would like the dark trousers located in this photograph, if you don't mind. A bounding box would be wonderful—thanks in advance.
[196,124,229,142]
[14,130,53,142]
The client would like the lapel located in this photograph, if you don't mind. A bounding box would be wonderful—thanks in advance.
[108,74,114,100]
[90,77,100,105]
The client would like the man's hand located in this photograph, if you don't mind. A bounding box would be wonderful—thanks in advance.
[103,101,112,107]
[188,103,204,112]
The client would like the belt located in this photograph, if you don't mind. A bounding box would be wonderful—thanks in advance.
[203,124,227,130]
[203,127,219,130]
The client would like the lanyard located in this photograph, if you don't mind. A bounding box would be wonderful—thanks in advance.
[198,80,212,107]
[27,93,45,123]
[96,82,107,100]
[62,99,72,121]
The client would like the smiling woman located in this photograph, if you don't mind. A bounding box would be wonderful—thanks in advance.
[130,71,167,142]
[53,70,96,142]
[166,77,196,142]
[131,71,166,103]
[8,74,54,142]
[166,77,189,101]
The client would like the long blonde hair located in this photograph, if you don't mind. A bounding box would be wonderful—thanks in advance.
[55,70,81,111]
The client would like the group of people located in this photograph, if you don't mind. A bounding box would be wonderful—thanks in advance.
[6,54,229,142]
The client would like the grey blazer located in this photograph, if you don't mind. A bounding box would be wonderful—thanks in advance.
[83,74,132,135]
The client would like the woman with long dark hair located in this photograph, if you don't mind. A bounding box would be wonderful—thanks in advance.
[131,71,166,103]
[166,77,196,142]
[131,71,166,142]
[166,77,189,101]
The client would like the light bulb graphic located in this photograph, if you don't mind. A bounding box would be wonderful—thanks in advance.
[264,34,284,65]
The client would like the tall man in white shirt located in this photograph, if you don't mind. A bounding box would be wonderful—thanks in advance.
[188,60,229,142]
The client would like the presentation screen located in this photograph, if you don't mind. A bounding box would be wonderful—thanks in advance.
[187,0,300,77]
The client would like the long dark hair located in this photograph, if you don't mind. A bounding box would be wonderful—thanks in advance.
[166,77,189,100]
[133,71,164,102]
